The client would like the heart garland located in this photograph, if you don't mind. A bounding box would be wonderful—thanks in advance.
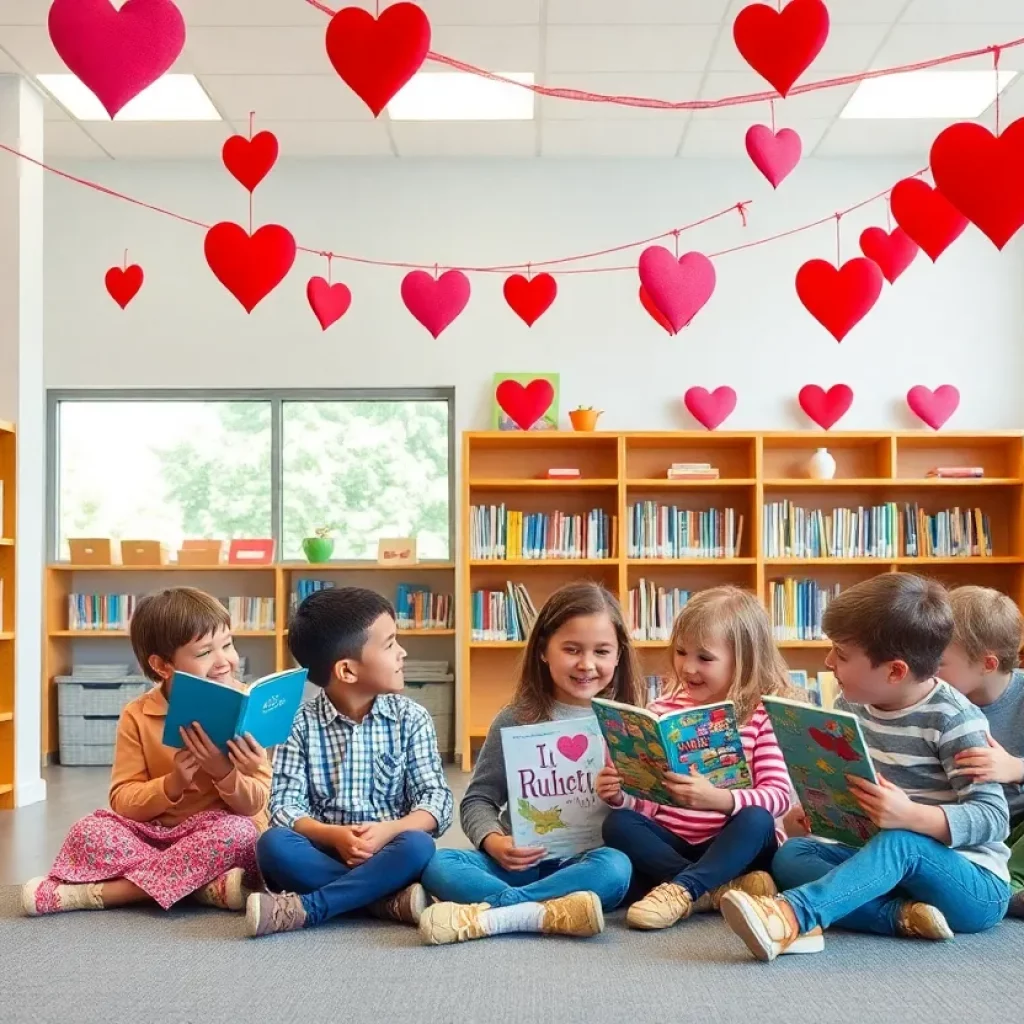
[858,227,919,285]
[105,264,144,309]
[637,247,716,335]
[889,178,968,262]
[907,385,960,431]
[306,277,352,331]
[684,387,737,431]
[204,222,297,313]
[504,273,557,327]
[222,131,280,192]
[639,287,676,334]
[798,384,854,430]
[401,270,471,338]
[733,0,830,98]
[745,125,802,189]
[495,378,556,431]
[795,258,883,342]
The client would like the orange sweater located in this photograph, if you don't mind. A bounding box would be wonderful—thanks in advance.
[108,686,271,830]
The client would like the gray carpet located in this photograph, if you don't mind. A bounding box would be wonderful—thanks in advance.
[2,887,1021,1024]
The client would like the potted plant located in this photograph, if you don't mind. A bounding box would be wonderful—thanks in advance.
[568,405,603,431]
[302,525,336,564]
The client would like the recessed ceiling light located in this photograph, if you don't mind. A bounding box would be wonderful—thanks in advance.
[37,74,221,122]
[841,70,1017,120]
[387,72,535,121]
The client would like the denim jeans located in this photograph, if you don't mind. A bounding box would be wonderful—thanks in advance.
[774,831,1010,936]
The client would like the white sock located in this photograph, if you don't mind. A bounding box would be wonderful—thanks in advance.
[57,883,105,911]
[478,902,546,935]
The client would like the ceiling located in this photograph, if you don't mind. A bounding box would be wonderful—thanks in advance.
[2,0,1024,160]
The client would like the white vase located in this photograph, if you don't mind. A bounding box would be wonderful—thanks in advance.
[808,447,837,480]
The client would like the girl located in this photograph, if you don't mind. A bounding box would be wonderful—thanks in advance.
[419,581,643,945]
[599,586,797,930]
[22,587,271,917]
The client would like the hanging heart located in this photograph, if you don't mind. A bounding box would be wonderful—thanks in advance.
[798,384,854,430]
[745,125,802,189]
[639,287,676,335]
[503,273,557,327]
[889,178,968,262]
[637,247,716,335]
[732,0,830,98]
[325,3,431,118]
[795,257,883,343]
[929,118,1024,250]
[105,264,144,309]
[684,387,737,431]
[859,227,919,285]
[204,222,297,314]
[401,269,470,338]
[222,131,279,192]
[47,0,186,119]
[495,378,556,432]
[306,276,352,331]
[907,385,960,431]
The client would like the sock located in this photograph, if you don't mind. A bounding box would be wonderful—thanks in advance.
[57,883,105,911]
[477,902,545,936]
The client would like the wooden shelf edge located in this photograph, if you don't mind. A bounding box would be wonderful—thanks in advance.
[469,559,614,567]
[48,561,456,572]
[470,641,527,649]
[627,558,755,566]
[0,783,13,796]
[469,479,618,488]
[0,711,13,723]
[763,478,1023,487]
[51,630,278,638]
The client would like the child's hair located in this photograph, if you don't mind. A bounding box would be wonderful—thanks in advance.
[511,581,645,725]
[949,585,1023,675]
[822,572,953,681]
[288,586,396,687]
[665,586,797,725]
[130,586,231,683]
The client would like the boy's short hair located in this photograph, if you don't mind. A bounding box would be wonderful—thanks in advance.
[822,573,953,681]
[949,585,1023,674]
[288,587,396,687]
[130,586,231,682]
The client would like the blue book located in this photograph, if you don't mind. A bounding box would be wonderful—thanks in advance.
[162,666,308,751]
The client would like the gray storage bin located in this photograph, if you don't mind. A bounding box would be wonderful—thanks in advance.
[404,681,455,753]
[58,716,120,746]
[59,743,116,767]
[57,677,149,717]
[57,675,149,766]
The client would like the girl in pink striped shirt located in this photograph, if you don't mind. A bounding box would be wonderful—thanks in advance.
[598,587,797,930]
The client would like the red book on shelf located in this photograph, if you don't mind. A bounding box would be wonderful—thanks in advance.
[543,468,582,479]
[926,467,984,478]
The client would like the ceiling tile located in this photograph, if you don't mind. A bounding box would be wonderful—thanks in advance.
[254,120,394,157]
[710,23,891,74]
[546,25,718,74]
[176,0,324,27]
[44,97,69,121]
[872,24,1024,72]
[541,119,685,157]
[420,0,542,24]
[83,121,234,159]
[901,0,1024,23]
[547,1,731,25]
[429,25,540,70]
[184,28,328,75]
[200,75,374,122]
[0,1,52,25]
[391,121,537,157]
[539,73,701,121]
[694,72,856,121]
[813,118,955,158]
[723,0,904,23]
[43,122,110,160]
[680,117,832,157]
[0,49,20,73]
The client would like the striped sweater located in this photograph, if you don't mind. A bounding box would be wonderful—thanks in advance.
[622,693,792,845]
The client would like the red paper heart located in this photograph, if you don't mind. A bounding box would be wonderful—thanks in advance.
[889,178,968,262]
[638,247,716,334]
[732,0,830,98]
[799,384,854,430]
[859,227,919,285]
[325,3,431,118]
[907,385,960,431]
[684,387,737,431]
[47,0,186,119]
[745,125,802,189]
[222,131,279,192]
[495,379,555,431]
[306,276,352,331]
[639,287,676,334]
[503,273,557,327]
[401,270,470,338]
[930,118,1024,250]
[204,222,297,313]
[795,258,883,342]
[105,265,144,309]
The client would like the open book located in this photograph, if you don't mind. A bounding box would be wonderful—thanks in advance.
[162,667,308,751]
[591,697,750,805]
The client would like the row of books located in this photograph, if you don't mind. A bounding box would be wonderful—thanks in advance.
[768,579,841,642]
[789,669,839,709]
[223,596,276,632]
[471,583,538,641]
[68,593,138,631]
[395,584,454,630]
[470,505,616,560]
[628,503,744,559]
[628,580,691,641]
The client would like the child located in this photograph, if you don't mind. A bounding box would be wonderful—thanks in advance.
[22,587,270,916]
[599,586,795,930]
[249,586,452,938]
[939,585,1024,918]
[418,581,639,945]
[722,573,1011,962]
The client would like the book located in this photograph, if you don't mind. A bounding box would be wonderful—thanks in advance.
[162,666,308,751]
[762,696,878,847]
[591,697,750,804]
[926,466,984,478]
[501,717,608,859]
[543,467,581,479]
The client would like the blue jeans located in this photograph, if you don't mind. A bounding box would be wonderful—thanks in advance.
[602,806,778,903]
[422,846,631,911]
[774,832,1011,936]
[256,826,435,926]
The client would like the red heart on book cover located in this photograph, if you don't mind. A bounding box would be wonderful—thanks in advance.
[907,385,960,431]
[684,387,737,431]
[105,264,144,308]
[858,226,919,285]
[745,125,802,189]
[495,379,555,431]
[798,384,853,430]
[204,222,296,313]
[732,0,830,98]
[889,178,968,262]
[638,247,716,335]
[503,273,557,327]
[222,131,279,192]
[556,734,590,762]
[306,276,352,331]
[401,269,470,338]
[795,257,883,342]
[809,726,861,762]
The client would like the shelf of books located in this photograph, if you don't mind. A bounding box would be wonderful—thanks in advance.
[0,421,15,806]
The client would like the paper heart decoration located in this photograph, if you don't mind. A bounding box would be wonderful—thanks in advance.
[104,265,144,309]
[798,384,854,430]
[795,258,883,343]
[401,270,470,338]
[930,118,1024,250]
[732,0,830,98]
[204,222,297,313]
[503,273,557,327]
[745,125,802,189]
[637,247,716,335]
[639,287,676,335]
[325,3,431,118]
[889,178,968,262]
[222,131,279,192]
[907,385,960,431]
[47,0,186,119]
[684,387,737,431]
[306,276,352,331]
[556,734,589,763]
[495,378,556,431]
[859,226,919,285]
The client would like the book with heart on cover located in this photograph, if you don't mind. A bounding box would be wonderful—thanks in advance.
[501,717,608,859]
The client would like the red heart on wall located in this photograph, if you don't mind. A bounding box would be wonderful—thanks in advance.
[907,385,960,430]
[401,269,470,338]
[799,384,854,430]
[638,247,716,335]
[204,222,297,313]
[795,258,883,342]
[732,0,830,98]
[105,264,144,309]
[495,379,555,431]
[503,273,557,327]
[306,276,352,331]
[222,131,279,192]
[684,387,737,431]
[745,125,802,189]
[859,227,919,285]
[889,178,968,262]
[639,287,676,334]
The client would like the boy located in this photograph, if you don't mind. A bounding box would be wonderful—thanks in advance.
[939,585,1024,917]
[720,573,1011,962]
[248,587,453,938]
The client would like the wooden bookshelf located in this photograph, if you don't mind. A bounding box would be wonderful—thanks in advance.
[0,421,14,808]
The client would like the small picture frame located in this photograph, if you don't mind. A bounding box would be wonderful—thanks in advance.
[378,537,418,565]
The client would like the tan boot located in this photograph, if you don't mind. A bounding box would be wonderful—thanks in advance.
[896,902,953,941]
[418,901,491,945]
[193,868,248,911]
[540,891,604,937]
[626,882,694,930]
[692,870,779,913]
[720,892,825,962]
[368,883,429,925]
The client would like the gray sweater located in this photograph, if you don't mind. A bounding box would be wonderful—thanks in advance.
[461,702,596,849]
[977,669,1024,829]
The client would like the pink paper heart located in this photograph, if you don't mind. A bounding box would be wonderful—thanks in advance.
[637,247,716,335]
[306,276,352,331]
[684,387,737,431]
[907,385,960,431]
[745,125,802,189]
[799,384,854,430]
[556,734,589,762]
[401,270,470,338]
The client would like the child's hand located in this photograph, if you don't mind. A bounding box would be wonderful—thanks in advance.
[351,821,398,858]
[226,733,267,777]
[481,833,546,872]
[167,747,201,799]
[331,825,374,867]
[664,772,734,813]
[847,774,917,830]
[180,723,234,783]
[595,765,625,806]
[784,805,811,838]
[954,736,1024,785]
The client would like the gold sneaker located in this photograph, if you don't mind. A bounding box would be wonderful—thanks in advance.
[193,868,248,911]
[896,902,953,941]
[720,892,825,962]
[540,891,604,937]
[692,871,779,914]
[419,901,491,945]
[626,882,694,930]
[368,883,429,926]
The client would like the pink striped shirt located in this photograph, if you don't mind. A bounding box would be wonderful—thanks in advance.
[623,693,792,845]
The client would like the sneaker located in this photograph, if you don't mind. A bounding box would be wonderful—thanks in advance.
[896,902,953,941]
[21,877,103,916]
[1007,890,1024,919]
[193,868,248,911]
[626,882,694,930]
[245,892,308,938]
[720,892,825,962]
[541,891,604,938]
[419,901,491,945]
[692,871,779,914]
[368,883,429,926]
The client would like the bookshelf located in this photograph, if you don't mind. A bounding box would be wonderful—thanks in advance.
[0,421,14,807]
[460,430,1024,769]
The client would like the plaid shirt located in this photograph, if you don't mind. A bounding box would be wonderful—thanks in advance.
[269,691,453,835]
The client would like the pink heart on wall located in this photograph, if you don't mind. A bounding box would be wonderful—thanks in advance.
[907,385,960,430]
[556,734,589,762]
[684,387,737,431]
[745,125,802,189]
[637,247,716,335]
[401,270,471,338]
[798,384,854,430]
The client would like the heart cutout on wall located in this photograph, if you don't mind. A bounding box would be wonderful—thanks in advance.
[639,287,676,334]
[859,227,919,285]
[745,125,802,189]
[222,131,279,192]
[798,384,854,430]
[105,264,144,309]
[732,0,830,98]
[684,387,737,431]
[401,269,471,338]
[907,385,960,431]
[795,257,883,342]
[495,378,556,431]
[637,247,716,335]
[889,178,968,262]
[504,273,557,327]
[204,222,297,313]
[306,276,352,331]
